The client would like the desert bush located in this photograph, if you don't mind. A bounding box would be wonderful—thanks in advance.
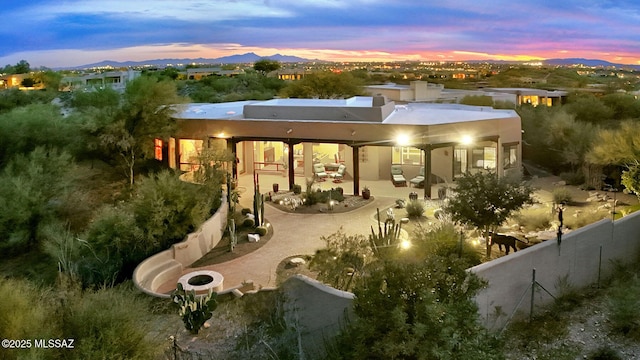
[61,283,162,359]
[411,221,482,266]
[608,274,640,338]
[310,229,373,292]
[0,148,76,255]
[560,171,585,185]
[564,210,608,229]
[587,345,623,360]
[405,199,425,218]
[255,226,268,236]
[329,259,502,359]
[242,217,255,227]
[132,170,215,249]
[552,186,573,205]
[513,210,553,231]
[0,279,59,359]
[81,204,143,286]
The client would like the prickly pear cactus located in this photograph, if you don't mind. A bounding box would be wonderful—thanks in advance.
[172,283,218,334]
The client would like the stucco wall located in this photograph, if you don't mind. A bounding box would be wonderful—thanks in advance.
[281,275,355,358]
[133,195,228,297]
[471,212,640,331]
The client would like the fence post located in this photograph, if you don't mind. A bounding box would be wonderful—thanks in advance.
[598,245,603,289]
[529,268,536,323]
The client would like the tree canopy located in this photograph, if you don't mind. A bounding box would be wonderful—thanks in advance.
[280,71,364,99]
[253,58,281,75]
[443,171,535,257]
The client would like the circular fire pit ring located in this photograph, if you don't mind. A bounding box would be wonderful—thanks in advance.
[178,270,224,294]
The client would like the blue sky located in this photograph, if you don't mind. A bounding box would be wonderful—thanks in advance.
[2,0,640,68]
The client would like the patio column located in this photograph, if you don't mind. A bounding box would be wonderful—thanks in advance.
[227,138,238,180]
[352,145,360,196]
[424,145,432,199]
[287,140,296,191]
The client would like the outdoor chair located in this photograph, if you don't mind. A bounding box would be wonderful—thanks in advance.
[313,163,328,181]
[330,164,347,183]
[390,165,406,187]
[410,167,425,187]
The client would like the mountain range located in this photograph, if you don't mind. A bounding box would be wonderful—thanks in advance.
[70,52,321,69]
[68,52,640,71]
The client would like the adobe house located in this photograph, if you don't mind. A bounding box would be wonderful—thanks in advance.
[169,96,522,198]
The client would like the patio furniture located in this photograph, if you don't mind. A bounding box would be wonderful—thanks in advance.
[330,164,347,183]
[390,165,406,187]
[410,167,425,187]
[313,163,328,181]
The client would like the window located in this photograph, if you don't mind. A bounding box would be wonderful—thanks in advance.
[471,147,496,169]
[503,144,518,169]
[154,138,163,161]
[454,147,467,176]
[392,146,422,165]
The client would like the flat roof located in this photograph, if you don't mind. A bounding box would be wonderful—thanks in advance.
[176,97,517,126]
[487,88,568,96]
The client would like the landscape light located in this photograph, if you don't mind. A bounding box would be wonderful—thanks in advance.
[400,239,411,250]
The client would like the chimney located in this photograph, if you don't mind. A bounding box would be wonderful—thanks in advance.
[372,94,387,107]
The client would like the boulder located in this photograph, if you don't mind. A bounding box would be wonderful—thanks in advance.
[288,257,306,267]
[248,233,260,243]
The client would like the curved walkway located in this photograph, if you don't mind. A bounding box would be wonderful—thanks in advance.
[156,196,398,294]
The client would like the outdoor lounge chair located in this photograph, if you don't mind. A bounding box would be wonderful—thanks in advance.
[330,164,346,182]
[410,167,425,187]
[313,163,329,181]
[390,165,406,187]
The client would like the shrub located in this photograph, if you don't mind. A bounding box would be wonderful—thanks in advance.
[241,208,252,216]
[564,209,608,229]
[513,210,553,231]
[560,171,585,185]
[62,283,162,359]
[405,199,425,218]
[587,345,623,360]
[552,187,573,205]
[292,184,302,194]
[242,217,255,227]
[255,226,268,236]
[608,275,640,338]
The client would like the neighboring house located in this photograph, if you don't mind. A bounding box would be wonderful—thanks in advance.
[60,70,141,91]
[0,73,34,89]
[170,96,522,198]
[274,69,310,80]
[365,81,444,102]
[184,67,244,80]
[364,81,567,107]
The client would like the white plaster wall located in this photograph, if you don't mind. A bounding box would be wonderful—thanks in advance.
[471,212,640,330]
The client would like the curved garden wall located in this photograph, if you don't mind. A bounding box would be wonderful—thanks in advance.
[133,195,228,298]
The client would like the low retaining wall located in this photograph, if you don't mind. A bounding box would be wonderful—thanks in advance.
[472,211,640,331]
[133,196,228,298]
[281,275,355,358]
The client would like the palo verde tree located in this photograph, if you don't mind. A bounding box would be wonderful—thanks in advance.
[443,171,535,258]
[99,76,185,185]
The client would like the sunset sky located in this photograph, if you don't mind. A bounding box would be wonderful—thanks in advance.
[2,0,640,68]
